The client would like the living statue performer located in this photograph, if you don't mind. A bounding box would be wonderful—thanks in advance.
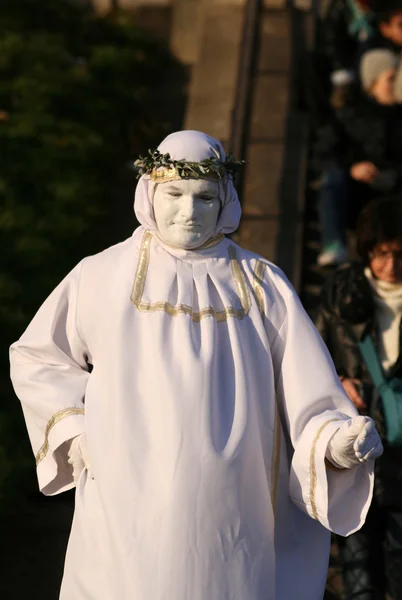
[10,131,383,600]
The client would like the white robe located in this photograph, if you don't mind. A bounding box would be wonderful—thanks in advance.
[10,227,373,600]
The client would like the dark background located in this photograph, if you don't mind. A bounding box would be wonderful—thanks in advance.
[0,1,187,596]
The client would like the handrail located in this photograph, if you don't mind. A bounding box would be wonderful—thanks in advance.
[229,0,262,201]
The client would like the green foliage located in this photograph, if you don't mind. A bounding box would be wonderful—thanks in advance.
[0,0,175,511]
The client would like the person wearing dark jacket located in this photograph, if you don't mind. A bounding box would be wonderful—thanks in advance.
[315,49,402,266]
[318,0,376,109]
[315,198,402,599]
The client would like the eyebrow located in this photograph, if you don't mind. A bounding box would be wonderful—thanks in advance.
[164,185,217,194]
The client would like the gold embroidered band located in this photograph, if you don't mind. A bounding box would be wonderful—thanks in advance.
[252,259,266,318]
[150,167,220,183]
[36,407,85,466]
[131,230,251,322]
[310,418,341,520]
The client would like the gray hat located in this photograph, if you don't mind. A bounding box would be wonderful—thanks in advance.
[360,49,398,92]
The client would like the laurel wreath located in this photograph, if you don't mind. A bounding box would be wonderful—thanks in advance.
[134,149,245,180]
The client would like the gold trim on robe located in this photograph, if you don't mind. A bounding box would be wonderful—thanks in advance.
[131,231,251,322]
[36,407,85,466]
[310,418,341,520]
[252,259,266,318]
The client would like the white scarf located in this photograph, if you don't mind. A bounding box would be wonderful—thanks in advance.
[364,267,402,372]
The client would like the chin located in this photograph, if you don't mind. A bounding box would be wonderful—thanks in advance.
[180,234,214,250]
[181,238,205,250]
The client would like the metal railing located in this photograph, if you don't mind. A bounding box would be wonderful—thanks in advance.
[229,0,262,200]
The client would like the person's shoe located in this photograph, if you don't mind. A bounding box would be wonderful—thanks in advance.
[317,242,348,267]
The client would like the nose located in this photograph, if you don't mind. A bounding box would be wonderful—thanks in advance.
[383,255,397,279]
[388,255,397,273]
[179,194,197,221]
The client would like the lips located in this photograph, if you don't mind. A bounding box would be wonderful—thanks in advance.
[177,224,200,230]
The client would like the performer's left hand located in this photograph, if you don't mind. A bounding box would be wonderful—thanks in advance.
[326,416,383,470]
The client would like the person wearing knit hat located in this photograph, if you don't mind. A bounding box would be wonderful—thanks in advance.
[360,48,398,103]
[317,0,376,111]
[341,48,402,199]
[315,47,402,267]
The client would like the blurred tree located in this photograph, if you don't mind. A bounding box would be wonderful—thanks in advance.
[0,0,175,512]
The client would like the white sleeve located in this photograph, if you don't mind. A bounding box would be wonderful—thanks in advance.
[269,275,374,536]
[10,260,89,496]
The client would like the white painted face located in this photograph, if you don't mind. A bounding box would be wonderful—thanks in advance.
[153,178,221,249]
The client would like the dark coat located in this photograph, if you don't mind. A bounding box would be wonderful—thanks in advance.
[311,94,402,227]
[315,262,402,510]
[317,0,376,74]
[336,96,402,174]
[313,93,402,207]
[307,1,375,124]
[314,92,402,171]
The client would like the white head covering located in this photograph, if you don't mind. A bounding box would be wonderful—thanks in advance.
[134,130,242,236]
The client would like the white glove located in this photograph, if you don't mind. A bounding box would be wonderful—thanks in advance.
[67,434,94,482]
[326,416,383,470]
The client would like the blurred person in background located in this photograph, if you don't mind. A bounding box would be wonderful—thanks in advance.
[315,197,402,600]
[361,0,402,58]
[316,49,402,266]
[318,0,376,111]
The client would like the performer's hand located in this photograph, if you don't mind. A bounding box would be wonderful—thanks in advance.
[326,416,383,470]
[67,433,94,482]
